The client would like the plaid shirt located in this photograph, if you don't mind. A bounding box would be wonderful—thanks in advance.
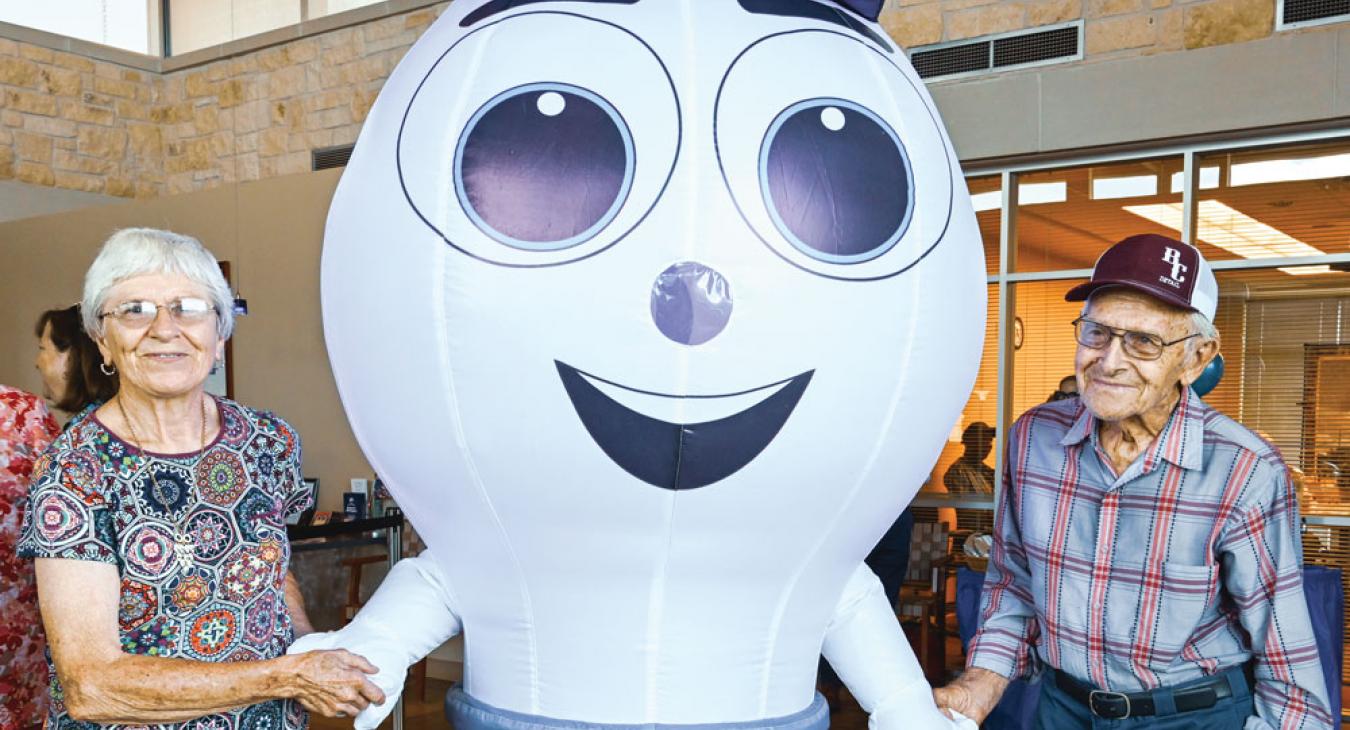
[967,387,1333,729]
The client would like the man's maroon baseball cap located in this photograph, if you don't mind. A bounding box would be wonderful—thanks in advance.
[1065,234,1217,321]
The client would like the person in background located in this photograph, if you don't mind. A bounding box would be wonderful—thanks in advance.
[0,386,60,730]
[935,234,1332,728]
[942,422,995,496]
[19,228,379,729]
[1046,374,1078,403]
[34,304,119,421]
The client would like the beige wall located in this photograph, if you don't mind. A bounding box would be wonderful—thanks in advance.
[934,21,1350,162]
[0,167,371,510]
[0,178,117,222]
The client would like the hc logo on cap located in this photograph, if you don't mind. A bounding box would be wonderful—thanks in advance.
[1162,247,1188,286]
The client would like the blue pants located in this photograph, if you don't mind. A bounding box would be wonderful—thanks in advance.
[1033,667,1254,729]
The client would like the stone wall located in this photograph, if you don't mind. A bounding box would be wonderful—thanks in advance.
[0,4,445,199]
[881,0,1278,58]
[0,40,157,197]
[154,6,444,195]
[0,0,1317,200]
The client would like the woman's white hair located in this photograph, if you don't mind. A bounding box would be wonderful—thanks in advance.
[82,228,235,340]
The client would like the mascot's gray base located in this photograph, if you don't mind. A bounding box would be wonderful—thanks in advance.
[446,688,830,730]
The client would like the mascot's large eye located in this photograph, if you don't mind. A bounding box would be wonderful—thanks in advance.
[456,84,635,250]
[761,99,911,264]
[396,12,679,267]
[715,30,954,280]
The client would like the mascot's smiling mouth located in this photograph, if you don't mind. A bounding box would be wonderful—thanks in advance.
[555,361,813,490]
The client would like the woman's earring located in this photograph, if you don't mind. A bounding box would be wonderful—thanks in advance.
[99,362,116,376]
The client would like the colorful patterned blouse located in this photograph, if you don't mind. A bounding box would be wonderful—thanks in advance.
[0,386,60,730]
[18,397,314,730]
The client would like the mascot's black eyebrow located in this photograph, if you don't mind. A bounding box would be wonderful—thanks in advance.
[738,0,893,52]
[461,0,639,27]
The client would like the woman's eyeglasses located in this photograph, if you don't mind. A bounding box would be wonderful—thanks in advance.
[1072,317,1198,361]
[100,297,215,328]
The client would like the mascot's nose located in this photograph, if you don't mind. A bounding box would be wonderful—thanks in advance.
[650,261,733,346]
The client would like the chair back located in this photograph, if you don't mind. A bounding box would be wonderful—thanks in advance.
[905,521,950,583]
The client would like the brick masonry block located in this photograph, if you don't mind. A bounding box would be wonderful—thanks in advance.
[1183,0,1274,49]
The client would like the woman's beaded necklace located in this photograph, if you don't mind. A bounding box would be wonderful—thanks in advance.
[116,394,208,573]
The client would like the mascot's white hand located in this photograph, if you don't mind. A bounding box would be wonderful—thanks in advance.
[286,551,462,730]
[823,564,975,730]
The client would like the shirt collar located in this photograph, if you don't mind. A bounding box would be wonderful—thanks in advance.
[1060,400,1095,447]
[1058,386,1207,472]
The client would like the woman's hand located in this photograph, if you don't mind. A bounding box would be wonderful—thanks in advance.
[283,649,386,718]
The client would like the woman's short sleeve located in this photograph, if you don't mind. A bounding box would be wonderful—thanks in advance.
[272,416,312,520]
[18,447,118,565]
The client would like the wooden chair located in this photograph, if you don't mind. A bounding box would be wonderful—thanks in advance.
[895,521,952,683]
[340,553,429,701]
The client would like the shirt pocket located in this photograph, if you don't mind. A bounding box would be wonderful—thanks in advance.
[1104,561,1217,672]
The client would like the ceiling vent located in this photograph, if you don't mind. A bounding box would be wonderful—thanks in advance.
[910,21,1082,81]
[1278,0,1350,28]
[312,144,355,171]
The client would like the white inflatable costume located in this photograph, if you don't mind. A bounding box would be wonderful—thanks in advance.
[299,1,984,728]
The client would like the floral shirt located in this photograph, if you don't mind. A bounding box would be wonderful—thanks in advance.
[18,397,314,730]
[0,387,60,730]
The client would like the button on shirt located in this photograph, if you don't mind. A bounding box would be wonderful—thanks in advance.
[967,388,1332,729]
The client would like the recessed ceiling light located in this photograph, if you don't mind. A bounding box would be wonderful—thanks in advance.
[1123,200,1328,275]
[1230,152,1350,187]
[1092,175,1157,200]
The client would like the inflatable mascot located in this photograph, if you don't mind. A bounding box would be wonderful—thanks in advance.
[300,1,985,729]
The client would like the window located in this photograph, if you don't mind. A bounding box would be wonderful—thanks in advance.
[967,174,1002,275]
[923,284,999,499]
[1013,156,1186,273]
[166,0,384,55]
[169,0,299,55]
[919,177,1000,530]
[1010,279,1083,423]
[1192,139,1350,267]
[1,1,153,54]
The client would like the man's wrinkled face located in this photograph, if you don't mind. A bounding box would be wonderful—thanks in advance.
[1076,289,1198,423]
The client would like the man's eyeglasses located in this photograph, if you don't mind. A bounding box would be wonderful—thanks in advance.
[1072,317,1198,361]
[100,297,215,328]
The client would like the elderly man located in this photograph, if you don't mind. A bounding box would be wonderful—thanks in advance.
[935,234,1332,729]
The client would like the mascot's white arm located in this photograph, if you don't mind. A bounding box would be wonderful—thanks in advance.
[288,551,461,730]
[823,563,977,730]
[289,555,974,729]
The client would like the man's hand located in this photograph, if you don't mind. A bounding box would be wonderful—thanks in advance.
[933,667,1010,726]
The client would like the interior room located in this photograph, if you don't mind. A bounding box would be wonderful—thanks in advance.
[0,1,1347,728]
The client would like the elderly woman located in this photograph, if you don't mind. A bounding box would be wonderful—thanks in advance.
[18,228,383,729]
[34,304,118,419]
